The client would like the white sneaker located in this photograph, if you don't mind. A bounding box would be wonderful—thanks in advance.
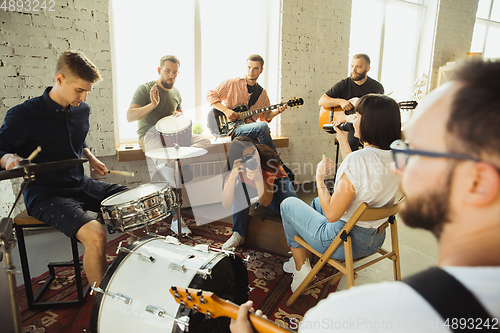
[222,232,245,251]
[283,257,296,273]
[291,258,312,293]
[170,217,192,235]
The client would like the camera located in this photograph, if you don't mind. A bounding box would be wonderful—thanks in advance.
[336,122,354,132]
[322,122,354,133]
[241,154,259,170]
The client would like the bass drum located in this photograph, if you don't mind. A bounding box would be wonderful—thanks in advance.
[90,237,248,333]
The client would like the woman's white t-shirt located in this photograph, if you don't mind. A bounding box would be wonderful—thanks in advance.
[334,146,399,228]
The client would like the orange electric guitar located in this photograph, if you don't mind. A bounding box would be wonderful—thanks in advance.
[169,286,293,333]
[319,97,359,132]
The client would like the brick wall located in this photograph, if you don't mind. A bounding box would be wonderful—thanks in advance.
[0,1,150,216]
[280,0,352,183]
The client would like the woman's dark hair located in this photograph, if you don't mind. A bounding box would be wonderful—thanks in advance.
[227,136,280,172]
[356,94,401,150]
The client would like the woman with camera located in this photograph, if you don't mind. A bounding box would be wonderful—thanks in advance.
[280,94,402,292]
[221,136,297,250]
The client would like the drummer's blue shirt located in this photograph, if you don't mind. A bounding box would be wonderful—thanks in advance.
[0,87,106,210]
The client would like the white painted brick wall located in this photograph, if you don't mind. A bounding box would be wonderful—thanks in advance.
[280,0,352,183]
[0,0,482,216]
[0,1,120,216]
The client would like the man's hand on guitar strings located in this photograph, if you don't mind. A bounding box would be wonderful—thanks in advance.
[229,300,266,333]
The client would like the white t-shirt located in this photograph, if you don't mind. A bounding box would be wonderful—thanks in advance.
[298,266,500,332]
[334,147,399,228]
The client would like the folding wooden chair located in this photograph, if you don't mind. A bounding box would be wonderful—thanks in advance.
[286,197,404,307]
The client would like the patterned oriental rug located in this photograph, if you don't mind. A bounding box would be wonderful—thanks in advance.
[18,215,339,333]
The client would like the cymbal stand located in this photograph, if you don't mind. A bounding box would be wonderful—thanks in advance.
[172,143,196,243]
[1,217,22,333]
[1,170,36,333]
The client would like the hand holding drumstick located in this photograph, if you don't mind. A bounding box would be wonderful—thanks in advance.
[105,170,135,177]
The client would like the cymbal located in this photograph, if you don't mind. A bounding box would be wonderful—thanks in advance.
[145,147,208,160]
[0,158,88,181]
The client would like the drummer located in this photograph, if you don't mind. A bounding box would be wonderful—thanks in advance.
[127,55,210,235]
[0,51,129,289]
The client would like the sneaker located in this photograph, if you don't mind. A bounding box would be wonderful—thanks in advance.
[291,258,312,293]
[222,231,245,251]
[170,216,192,235]
[283,257,296,273]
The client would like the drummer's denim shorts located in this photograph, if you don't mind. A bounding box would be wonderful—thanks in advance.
[29,183,128,238]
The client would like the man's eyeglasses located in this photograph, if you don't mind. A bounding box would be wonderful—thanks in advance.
[390,139,479,170]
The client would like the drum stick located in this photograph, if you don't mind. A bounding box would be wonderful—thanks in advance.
[28,146,42,161]
[107,170,135,177]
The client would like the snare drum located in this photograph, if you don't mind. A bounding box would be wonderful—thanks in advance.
[90,237,248,332]
[100,184,176,232]
[156,114,192,147]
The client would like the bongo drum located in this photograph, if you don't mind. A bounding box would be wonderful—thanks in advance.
[156,114,192,147]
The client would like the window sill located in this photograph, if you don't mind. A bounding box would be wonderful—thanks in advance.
[116,136,289,162]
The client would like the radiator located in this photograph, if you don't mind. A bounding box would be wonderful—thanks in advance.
[182,160,227,207]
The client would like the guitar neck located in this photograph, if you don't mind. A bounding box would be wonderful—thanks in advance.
[240,102,284,119]
[169,287,292,333]
[218,299,292,333]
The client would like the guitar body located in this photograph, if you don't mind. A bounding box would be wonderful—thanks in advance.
[207,104,249,138]
[319,97,359,132]
[319,106,345,131]
[207,98,304,138]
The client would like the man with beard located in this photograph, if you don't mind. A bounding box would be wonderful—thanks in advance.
[230,58,500,332]
[207,54,287,154]
[128,55,210,235]
[318,54,384,152]
[127,55,209,154]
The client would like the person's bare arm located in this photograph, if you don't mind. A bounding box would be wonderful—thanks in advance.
[83,148,107,176]
[127,84,160,122]
[212,102,240,122]
[318,94,354,111]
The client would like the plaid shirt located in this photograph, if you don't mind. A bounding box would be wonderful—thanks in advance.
[207,77,271,123]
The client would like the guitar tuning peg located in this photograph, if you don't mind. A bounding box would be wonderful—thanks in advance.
[205,311,213,320]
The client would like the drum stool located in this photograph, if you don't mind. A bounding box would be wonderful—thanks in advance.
[13,210,89,309]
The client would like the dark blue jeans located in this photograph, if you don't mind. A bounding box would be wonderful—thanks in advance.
[231,177,296,237]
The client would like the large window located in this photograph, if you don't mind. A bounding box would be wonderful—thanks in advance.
[110,0,281,144]
[471,0,500,59]
[349,0,425,101]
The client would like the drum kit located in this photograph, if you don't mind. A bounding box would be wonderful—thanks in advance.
[1,115,248,332]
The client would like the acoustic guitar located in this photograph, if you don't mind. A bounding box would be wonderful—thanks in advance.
[169,286,293,333]
[318,97,359,132]
[207,98,304,138]
[319,99,418,133]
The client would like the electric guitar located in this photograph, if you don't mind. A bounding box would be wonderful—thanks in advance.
[207,98,304,138]
[169,286,293,333]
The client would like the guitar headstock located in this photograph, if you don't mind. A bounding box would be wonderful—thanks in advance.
[286,97,304,108]
[398,100,418,110]
[170,286,227,319]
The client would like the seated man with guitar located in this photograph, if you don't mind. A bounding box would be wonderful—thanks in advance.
[318,53,384,152]
[206,54,290,153]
